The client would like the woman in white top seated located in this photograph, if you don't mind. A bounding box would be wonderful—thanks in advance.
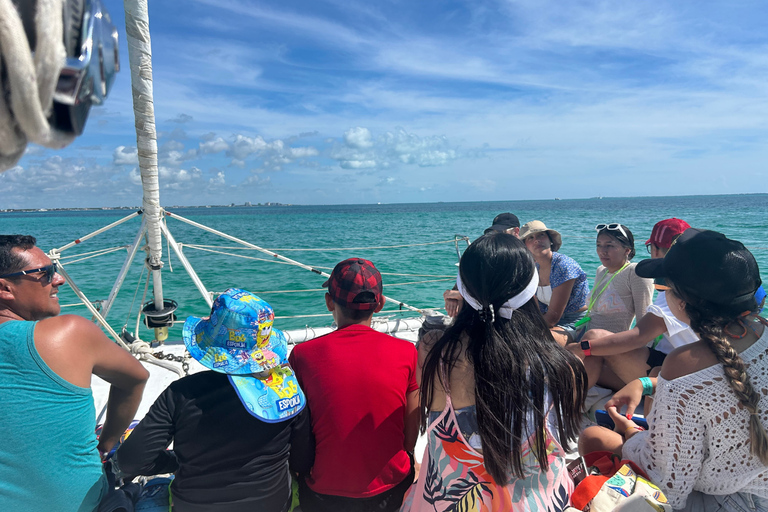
[519,221,589,330]
[579,229,768,512]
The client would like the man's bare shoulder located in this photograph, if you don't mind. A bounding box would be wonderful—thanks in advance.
[37,314,101,331]
[35,314,107,346]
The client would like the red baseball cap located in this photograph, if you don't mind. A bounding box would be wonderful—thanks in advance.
[645,218,691,249]
[323,258,383,310]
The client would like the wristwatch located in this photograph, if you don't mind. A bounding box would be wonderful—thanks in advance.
[580,339,591,357]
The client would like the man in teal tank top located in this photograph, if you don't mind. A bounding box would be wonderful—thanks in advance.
[0,235,149,511]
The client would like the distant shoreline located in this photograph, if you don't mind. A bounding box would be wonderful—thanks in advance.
[0,202,293,213]
[2,193,767,213]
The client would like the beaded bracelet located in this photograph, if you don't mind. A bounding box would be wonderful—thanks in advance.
[639,377,654,396]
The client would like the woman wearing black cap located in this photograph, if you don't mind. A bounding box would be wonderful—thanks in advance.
[579,229,768,511]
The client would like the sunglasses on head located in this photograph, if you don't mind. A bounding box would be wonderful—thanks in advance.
[595,223,629,241]
[653,277,670,291]
[0,263,59,284]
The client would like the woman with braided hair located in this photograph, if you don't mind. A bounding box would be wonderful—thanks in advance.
[400,232,588,511]
[579,229,768,511]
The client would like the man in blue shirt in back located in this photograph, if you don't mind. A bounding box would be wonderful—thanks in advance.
[0,235,149,511]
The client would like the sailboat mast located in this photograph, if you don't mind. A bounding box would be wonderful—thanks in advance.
[123,0,167,335]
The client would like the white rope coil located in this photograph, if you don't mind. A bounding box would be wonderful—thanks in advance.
[0,0,73,171]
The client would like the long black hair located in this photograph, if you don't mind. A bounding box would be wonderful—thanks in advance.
[420,232,587,483]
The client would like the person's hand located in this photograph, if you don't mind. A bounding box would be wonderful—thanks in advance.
[443,289,463,317]
[605,379,644,418]
[565,342,586,361]
[582,328,613,341]
[607,406,638,435]
[97,437,119,459]
[550,327,572,347]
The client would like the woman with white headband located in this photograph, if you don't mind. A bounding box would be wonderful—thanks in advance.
[400,232,587,511]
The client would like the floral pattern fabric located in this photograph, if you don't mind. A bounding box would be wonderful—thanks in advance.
[538,252,589,315]
[400,395,573,512]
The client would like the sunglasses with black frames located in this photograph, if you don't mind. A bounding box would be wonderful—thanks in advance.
[0,263,59,284]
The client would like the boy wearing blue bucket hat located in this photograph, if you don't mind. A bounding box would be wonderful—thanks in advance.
[116,289,313,512]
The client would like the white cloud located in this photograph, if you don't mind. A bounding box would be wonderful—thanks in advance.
[222,134,320,171]
[128,168,142,186]
[344,127,374,149]
[340,159,377,169]
[167,113,194,123]
[199,137,230,154]
[331,127,464,170]
[244,174,272,185]
[129,166,205,191]
[0,156,137,209]
[228,135,271,160]
[192,0,367,49]
[209,171,226,186]
[23,146,45,156]
[290,146,319,158]
[113,146,139,165]
[160,149,198,167]
[162,140,186,152]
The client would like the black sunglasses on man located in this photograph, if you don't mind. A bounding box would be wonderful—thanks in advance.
[0,263,59,284]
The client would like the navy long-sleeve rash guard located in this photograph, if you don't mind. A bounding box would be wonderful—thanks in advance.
[117,371,313,512]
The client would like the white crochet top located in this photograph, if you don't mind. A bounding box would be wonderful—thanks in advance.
[623,327,768,509]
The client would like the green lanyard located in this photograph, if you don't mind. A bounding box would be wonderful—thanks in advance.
[574,261,630,328]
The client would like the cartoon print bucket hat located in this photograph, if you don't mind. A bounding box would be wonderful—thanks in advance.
[183,288,305,422]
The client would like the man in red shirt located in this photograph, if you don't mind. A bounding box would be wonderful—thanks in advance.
[289,258,420,512]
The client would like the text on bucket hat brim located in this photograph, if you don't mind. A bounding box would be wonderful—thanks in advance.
[228,370,306,423]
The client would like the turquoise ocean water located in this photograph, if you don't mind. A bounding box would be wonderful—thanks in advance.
[2,194,767,342]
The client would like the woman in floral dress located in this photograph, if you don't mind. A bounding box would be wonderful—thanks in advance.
[402,232,587,511]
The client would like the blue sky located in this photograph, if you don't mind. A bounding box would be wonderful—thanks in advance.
[3,0,768,208]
